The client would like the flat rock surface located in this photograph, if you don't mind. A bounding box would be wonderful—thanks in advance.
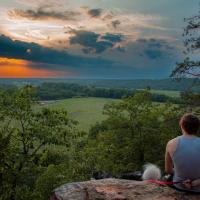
[51,178,200,200]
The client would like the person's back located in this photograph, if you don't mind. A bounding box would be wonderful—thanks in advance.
[172,135,200,192]
[165,113,200,192]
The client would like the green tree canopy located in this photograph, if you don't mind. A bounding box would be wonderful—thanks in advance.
[0,86,79,200]
[77,91,183,176]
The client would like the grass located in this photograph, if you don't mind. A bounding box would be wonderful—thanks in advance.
[35,89,181,131]
[36,97,119,131]
[138,89,180,98]
[150,89,180,98]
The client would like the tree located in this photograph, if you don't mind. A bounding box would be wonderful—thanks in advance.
[0,86,79,200]
[171,6,200,78]
[81,91,183,176]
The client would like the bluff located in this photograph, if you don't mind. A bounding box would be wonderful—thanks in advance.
[51,178,200,200]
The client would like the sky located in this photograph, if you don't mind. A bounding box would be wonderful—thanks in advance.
[0,0,199,78]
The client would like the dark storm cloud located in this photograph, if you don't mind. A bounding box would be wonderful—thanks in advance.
[0,35,181,78]
[111,20,121,29]
[87,8,103,18]
[69,30,113,53]
[137,38,174,50]
[116,46,126,52]
[0,34,112,67]
[101,33,123,43]
[136,38,176,59]
[69,30,124,54]
[8,7,81,21]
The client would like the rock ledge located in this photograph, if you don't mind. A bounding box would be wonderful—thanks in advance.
[51,178,200,200]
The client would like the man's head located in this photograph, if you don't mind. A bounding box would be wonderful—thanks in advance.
[180,113,200,135]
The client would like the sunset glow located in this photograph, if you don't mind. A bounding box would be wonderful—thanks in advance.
[0,57,71,78]
[0,0,198,78]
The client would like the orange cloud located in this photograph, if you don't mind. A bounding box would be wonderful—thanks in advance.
[0,57,72,78]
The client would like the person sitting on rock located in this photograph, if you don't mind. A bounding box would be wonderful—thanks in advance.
[165,113,200,192]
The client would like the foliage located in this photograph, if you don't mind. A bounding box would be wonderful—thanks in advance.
[172,7,200,78]
[1,78,199,92]
[72,90,183,177]
[36,82,183,104]
[0,86,185,200]
[171,4,200,113]
[0,86,79,200]
[181,90,200,107]
[36,82,134,100]
[180,90,200,115]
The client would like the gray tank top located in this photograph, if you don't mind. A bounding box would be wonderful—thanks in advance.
[172,135,200,192]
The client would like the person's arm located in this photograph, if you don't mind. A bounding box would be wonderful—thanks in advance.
[192,179,200,187]
[165,142,174,175]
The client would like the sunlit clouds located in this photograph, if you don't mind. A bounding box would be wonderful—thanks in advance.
[0,0,198,78]
[3,1,167,47]
[0,57,73,78]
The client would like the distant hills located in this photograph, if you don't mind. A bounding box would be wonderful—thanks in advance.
[0,78,199,91]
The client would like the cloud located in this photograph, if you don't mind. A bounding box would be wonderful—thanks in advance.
[7,7,81,21]
[135,38,175,59]
[137,39,175,59]
[87,8,103,18]
[16,0,65,8]
[101,33,123,43]
[0,35,182,78]
[99,37,181,75]
[5,2,168,50]
[0,34,112,68]
[69,30,124,54]
[69,30,112,54]
[0,57,73,78]
[111,20,121,29]
[115,46,126,53]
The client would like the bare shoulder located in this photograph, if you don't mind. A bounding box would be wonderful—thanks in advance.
[166,137,179,156]
[167,137,179,147]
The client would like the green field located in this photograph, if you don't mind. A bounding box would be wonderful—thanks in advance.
[138,89,180,97]
[150,89,180,97]
[36,89,180,131]
[37,97,119,131]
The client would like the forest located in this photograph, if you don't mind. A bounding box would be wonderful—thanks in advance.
[0,84,199,200]
[0,82,183,104]
[0,78,200,91]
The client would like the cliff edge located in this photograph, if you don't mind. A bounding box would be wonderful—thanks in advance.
[51,178,200,200]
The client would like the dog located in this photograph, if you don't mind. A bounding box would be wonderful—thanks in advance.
[142,163,161,181]
[92,164,200,190]
[92,164,161,181]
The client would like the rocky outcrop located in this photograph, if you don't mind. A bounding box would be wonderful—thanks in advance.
[51,178,200,200]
